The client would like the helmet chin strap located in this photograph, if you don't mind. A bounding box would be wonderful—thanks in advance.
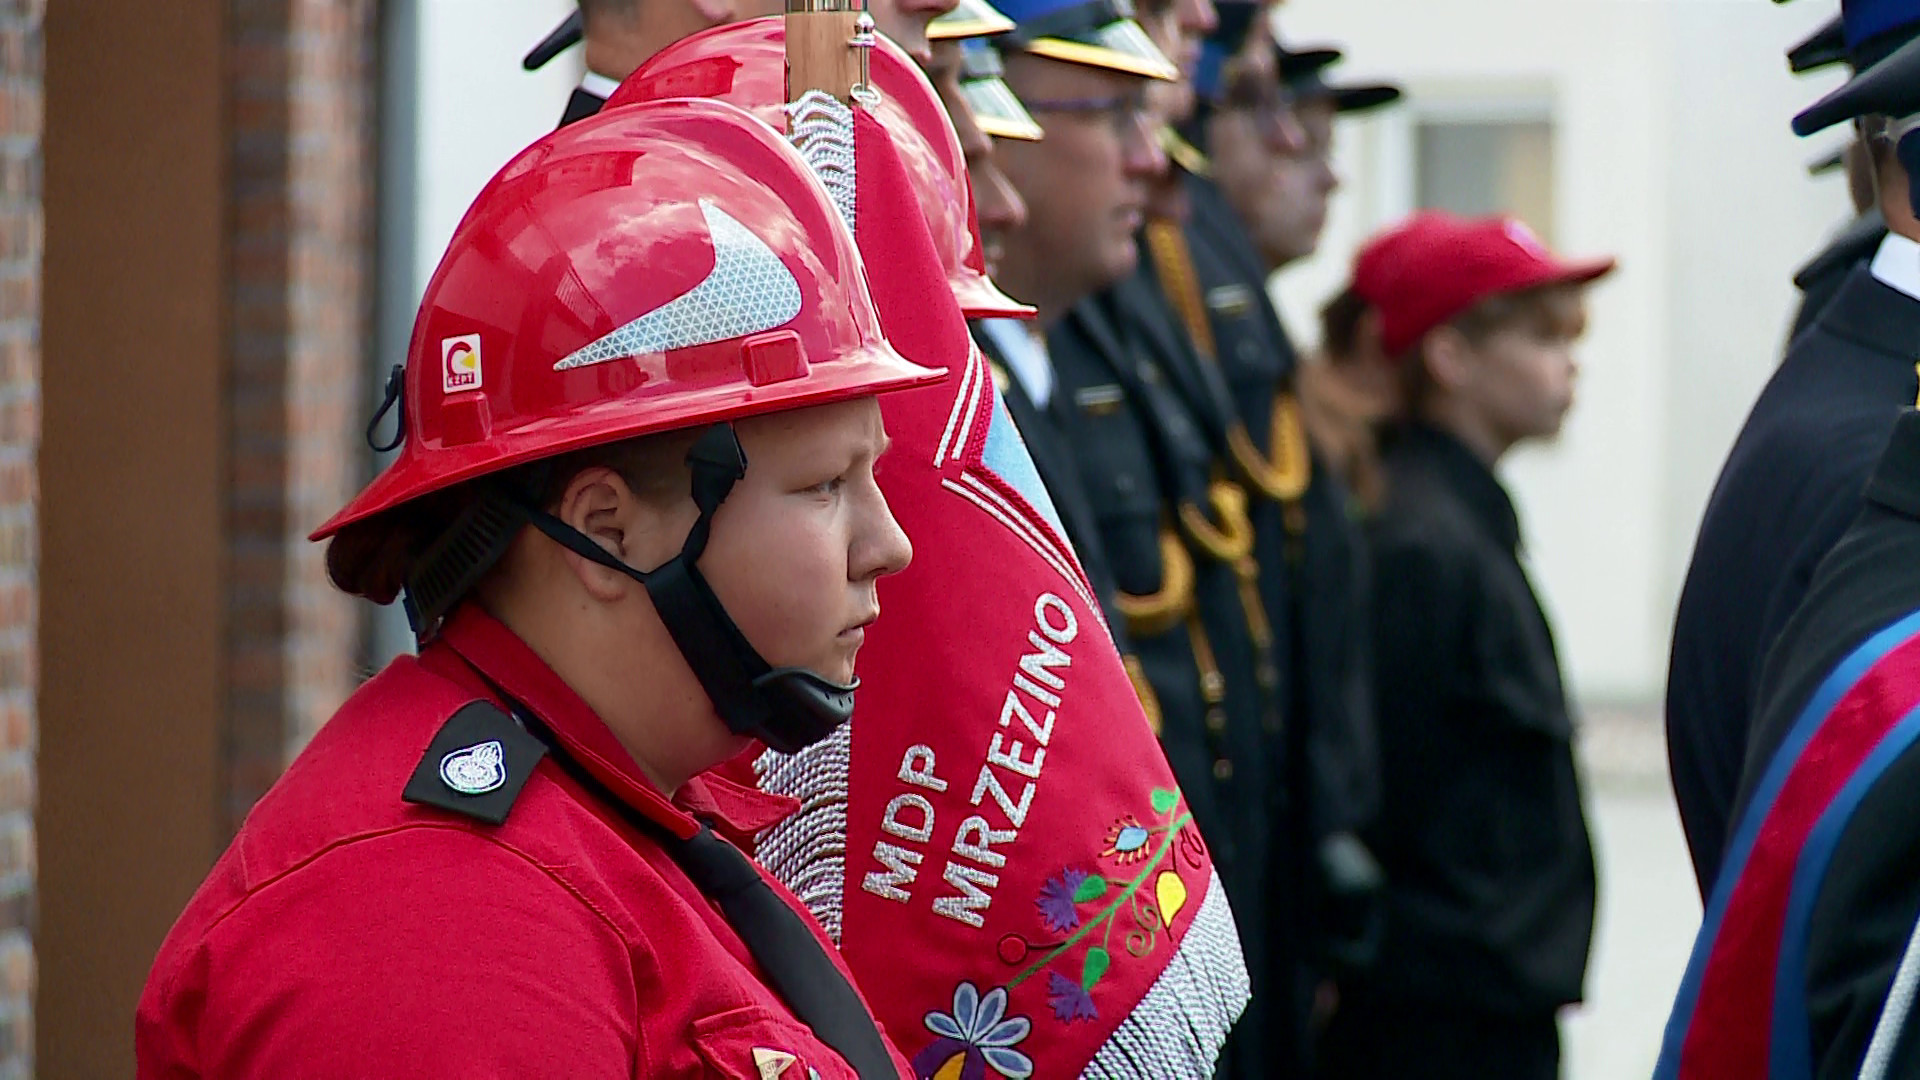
[514,423,859,756]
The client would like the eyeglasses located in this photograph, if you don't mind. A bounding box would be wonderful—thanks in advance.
[1022,88,1155,139]
[1217,76,1313,154]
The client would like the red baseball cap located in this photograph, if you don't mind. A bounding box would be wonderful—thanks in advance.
[1352,211,1616,357]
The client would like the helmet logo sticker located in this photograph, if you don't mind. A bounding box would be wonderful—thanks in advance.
[553,200,804,371]
[442,333,482,393]
[439,740,507,796]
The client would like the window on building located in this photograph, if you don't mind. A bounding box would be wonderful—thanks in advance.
[1414,115,1556,243]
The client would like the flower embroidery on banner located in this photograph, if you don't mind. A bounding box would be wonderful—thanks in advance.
[912,982,1034,1080]
[1035,869,1089,934]
[1046,971,1100,1025]
[1101,816,1153,864]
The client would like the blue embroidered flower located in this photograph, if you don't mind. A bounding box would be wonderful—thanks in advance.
[1046,971,1099,1025]
[914,982,1035,1079]
[1036,869,1088,934]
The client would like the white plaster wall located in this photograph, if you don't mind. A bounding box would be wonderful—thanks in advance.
[370,0,581,662]
[404,0,583,297]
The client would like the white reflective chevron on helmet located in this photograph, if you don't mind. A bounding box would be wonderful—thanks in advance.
[553,200,805,371]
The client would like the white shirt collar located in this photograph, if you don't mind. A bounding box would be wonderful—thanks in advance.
[980,318,1053,410]
[1870,231,1920,304]
[580,71,621,101]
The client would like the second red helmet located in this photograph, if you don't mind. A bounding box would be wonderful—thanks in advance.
[609,17,1035,320]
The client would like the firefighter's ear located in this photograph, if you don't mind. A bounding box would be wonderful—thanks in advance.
[552,466,638,604]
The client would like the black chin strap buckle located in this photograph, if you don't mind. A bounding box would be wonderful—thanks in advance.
[366,364,406,453]
[750,667,860,754]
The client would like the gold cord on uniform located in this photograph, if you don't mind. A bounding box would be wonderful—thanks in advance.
[1144,217,1312,509]
[1117,523,1197,637]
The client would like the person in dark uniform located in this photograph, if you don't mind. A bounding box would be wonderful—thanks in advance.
[1655,28,1920,1080]
[1049,269,1289,1080]
[1172,9,1402,1040]
[978,0,1177,620]
[1665,1,1920,896]
[1787,14,1889,342]
[1316,212,1611,1080]
[1791,201,1888,340]
[137,100,940,1079]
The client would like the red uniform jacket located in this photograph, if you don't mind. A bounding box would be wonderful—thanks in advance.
[136,606,913,1079]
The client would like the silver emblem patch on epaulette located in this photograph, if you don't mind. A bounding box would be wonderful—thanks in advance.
[439,740,507,796]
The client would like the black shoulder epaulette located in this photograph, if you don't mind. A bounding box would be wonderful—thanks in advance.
[402,700,549,825]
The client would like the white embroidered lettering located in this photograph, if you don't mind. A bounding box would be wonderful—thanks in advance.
[1035,593,1079,643]
[862,841,924,903]
[1018,632,1071,691]
[1012,672,1063,709]
[933,861,1000,927]
[987,731,1045,779]
[970,762,1035,827]
[952,815,1019,869]
[882,793,935,844]
[898,744,949,793]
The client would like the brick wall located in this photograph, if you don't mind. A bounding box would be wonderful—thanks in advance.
[226,0,377,832]
[0,0,38,1073]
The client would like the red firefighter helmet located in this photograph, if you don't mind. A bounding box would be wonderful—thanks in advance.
[313,98,941,541]
[608,17,1035,319]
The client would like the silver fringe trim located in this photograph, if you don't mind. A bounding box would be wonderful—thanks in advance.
[787,91,857,232]
[753,722,854,943]
[1863,901,1920,1080]
[1081,869,1249,1080]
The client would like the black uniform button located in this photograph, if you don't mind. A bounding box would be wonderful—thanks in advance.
[1205,709,1228,735]
[1212,758,1234,781]
[1237,339,1258,363]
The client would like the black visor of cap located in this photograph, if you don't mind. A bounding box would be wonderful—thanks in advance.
[1795,30,1920,135]
[1291,75,1403,114]
[524,10,583,71]
[1788,15,1848,73]
[1280,46,1403,114]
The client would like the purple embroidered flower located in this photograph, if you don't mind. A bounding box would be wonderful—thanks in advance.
[1047,971,1099,1025]
[1035,869,1088,934]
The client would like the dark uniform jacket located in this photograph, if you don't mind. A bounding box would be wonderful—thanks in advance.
[1181,173,1380,845]
[1666,256,1920,894]
[1664,412,1920,1080]
[973,322,1129,636]
[1361,424,1595,1017]
[1047,284,1284,1079]
[1789,209,1887,343]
